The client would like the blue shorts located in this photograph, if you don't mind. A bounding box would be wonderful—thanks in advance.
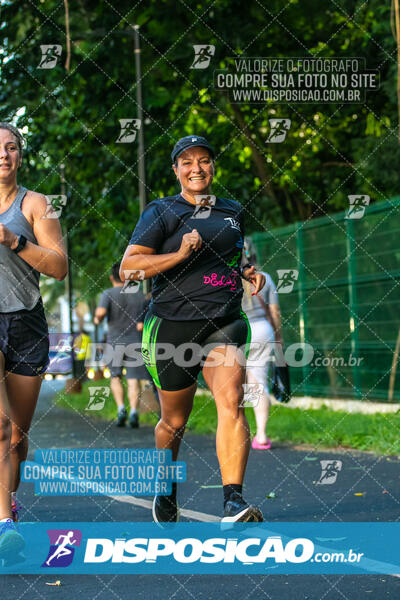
[0,299,49,376]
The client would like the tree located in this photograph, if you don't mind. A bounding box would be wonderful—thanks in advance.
[0,0,397,298]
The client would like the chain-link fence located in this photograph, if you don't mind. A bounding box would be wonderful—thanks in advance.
[251,198,400,402]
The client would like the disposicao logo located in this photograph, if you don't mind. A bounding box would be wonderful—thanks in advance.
[83,536,314,564]
[42,529,82,567]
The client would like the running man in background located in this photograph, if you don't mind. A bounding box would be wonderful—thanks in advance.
[0,123,67,554]
[242,243,283,450]
[94,261,150,428]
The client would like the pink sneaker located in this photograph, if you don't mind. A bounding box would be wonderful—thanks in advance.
[252,437,272,450]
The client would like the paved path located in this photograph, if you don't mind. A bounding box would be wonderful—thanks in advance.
[1,381,399,599]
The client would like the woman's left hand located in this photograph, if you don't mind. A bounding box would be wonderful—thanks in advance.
[242,266,266,295]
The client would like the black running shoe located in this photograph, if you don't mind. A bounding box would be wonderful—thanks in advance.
[129,412,139,429]
[116,407,127,427]
[221,493,263,523]
[152,495,180,523]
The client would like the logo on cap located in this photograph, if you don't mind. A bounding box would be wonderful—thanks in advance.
[191,137,197,142]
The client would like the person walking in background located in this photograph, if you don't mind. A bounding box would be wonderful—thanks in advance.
[94,261,150,428]
[242,245,283,450]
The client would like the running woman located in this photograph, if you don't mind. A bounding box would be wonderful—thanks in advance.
[121,135,266,523]
[0,123,67,554]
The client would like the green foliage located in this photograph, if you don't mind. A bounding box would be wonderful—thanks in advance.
[57,382,400,455]
[1,0,397,299]
[56,379,159,425]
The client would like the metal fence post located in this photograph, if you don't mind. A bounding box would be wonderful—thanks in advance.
[133,24,149,295]
[296,224,310,395]
[345,218,362,399]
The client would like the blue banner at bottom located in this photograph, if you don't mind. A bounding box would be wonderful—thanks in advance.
[0,522,398,575]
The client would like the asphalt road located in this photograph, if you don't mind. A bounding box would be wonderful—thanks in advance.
[0,380,399,599]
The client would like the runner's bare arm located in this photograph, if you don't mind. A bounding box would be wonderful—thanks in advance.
[94,307,107,325]
[120,230,202,280]
[269,303,283,344]
[5,192,68,280]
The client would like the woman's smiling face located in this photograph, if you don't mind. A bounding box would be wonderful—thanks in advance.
[0,129,21,182]
[172,146,214,196]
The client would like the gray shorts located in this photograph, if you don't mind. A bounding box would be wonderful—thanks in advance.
[108,341,150,380]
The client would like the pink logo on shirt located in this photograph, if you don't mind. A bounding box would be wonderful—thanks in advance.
[203,271,239,291]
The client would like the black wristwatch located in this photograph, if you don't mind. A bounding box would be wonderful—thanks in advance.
[240,262,253,279]
[12,234,27,254]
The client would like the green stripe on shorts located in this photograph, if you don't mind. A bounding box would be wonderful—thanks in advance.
[141,314,162,389]
[240,310,252,359]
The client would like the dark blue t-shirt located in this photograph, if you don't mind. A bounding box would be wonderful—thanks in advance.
[129,194,246,321]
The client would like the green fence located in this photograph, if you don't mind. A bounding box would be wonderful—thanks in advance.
[251,198,400,402]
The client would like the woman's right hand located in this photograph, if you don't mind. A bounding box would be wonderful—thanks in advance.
[178,229,202,260]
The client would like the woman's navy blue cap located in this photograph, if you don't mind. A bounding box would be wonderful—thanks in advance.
[171,135,215,163]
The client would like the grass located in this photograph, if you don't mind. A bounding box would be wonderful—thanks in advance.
[56,380,400,456]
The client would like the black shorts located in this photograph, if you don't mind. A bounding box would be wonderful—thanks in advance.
[0,299,49,376]
[141,310,251,391]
